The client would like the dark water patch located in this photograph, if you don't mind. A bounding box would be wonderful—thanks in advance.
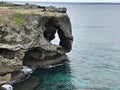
[32,63,75,90]
[13,76,40,90]
[93,64,120,72]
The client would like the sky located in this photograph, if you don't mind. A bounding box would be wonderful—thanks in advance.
[1,0,120,3]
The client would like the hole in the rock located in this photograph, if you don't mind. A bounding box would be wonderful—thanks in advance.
[51,31,60,45]
[24,47,42,60]
[44,17,60,46]
[0,48,15,59]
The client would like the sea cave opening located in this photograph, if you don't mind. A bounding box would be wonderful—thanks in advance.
[51,30,60,45]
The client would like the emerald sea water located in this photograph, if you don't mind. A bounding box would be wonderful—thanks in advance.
[13,2,120,90]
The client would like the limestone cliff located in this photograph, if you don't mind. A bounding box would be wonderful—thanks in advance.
[0,3,73,85]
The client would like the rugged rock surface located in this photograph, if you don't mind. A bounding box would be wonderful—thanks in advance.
[0,3,73,85]
[13,76,40,90]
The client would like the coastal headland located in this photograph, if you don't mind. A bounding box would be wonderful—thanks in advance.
[0,2,73,89]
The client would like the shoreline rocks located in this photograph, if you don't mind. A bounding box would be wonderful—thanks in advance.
[13,76,40,90]
[1,84,13,90]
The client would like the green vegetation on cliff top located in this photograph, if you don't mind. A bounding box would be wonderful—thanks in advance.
[0,1,66,27]
[12,13,26,26]
[0,1,15,7]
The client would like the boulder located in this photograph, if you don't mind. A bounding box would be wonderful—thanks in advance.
[13,76,40,90]
[58,7,67,13]
[45,6,58,12]
[0,73,11,85]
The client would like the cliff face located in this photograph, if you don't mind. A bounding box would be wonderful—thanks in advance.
[0,4,73,85]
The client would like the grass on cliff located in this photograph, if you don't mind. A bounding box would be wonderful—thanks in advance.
[0,20,3,25]
[12,13,26,26]
[0,1,15,7]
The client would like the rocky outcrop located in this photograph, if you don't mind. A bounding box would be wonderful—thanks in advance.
[13,76,40,90]
[0,3,73,85]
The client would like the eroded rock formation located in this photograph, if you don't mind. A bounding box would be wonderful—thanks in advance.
[0,3,73,85]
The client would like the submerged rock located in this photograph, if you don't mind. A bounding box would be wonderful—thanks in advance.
[13,76,40,90]
[10,71,25,84]
[0,3,73,85]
